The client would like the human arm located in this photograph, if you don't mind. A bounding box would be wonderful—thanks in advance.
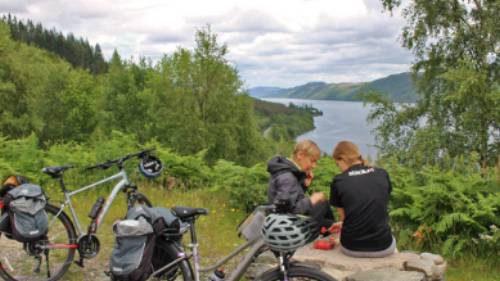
[274,173,313,214]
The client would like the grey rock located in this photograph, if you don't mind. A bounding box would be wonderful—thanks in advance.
[404,258,434,277]
[346,268,426,281]
[420,253,444,265]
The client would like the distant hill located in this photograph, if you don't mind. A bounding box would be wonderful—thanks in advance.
[249,72,418,102]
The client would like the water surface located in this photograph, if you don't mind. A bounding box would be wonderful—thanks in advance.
[263,98,379,159]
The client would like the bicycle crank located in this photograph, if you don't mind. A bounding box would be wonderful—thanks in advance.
[77,234,100,259]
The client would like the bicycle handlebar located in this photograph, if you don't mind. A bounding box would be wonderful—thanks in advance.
[85,149,155,171]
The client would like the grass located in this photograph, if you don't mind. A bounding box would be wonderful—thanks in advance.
[39,183,500,280]
[447,258,500,281]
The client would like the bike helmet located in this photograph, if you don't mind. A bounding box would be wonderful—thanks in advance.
[138,155,164,178]
[261,213,318,252]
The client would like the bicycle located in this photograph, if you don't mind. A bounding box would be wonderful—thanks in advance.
[0,149,157,281]
[147,203,338,281]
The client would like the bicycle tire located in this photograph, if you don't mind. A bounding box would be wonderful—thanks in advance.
[151,240,193,281]
[256,264,337,281]
[0,203,77,281]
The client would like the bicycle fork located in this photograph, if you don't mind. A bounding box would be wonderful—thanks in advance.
[279,253,289,281]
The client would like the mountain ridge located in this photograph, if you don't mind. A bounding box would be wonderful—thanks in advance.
[248,72,418,102]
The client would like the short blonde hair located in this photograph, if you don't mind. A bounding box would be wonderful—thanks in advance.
[293,140,320,159]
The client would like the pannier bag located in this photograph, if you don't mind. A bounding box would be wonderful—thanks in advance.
[109,217,155,281]
[109,205,178,281]
[5,183,48,242]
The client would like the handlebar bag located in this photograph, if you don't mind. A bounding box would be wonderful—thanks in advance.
[110,216,155,281]
[5,183,48,242]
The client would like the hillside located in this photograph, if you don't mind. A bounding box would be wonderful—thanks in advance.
[252,98,319,140]
[249,72,418,102]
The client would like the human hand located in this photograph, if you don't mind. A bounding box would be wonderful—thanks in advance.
[310,192,325,205]
[330,221,343,233]
[304,170,314,187]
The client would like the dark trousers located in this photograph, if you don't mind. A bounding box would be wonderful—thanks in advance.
[310,201,335,229]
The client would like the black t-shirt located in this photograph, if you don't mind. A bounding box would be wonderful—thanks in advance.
[330,164,393,251]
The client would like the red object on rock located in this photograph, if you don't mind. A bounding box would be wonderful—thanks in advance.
[314,237,336,250]
[0,200,4,210]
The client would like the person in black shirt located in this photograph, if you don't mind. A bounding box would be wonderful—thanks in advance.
[330,141,396,257]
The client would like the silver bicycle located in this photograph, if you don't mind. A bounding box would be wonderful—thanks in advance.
[148,204,337,281]
[0,149,155,281]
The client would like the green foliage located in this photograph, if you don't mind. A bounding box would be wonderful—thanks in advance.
[382,158,500,259]
[371,0,500,168]
[0,22,285,167]
[253,99,317,142]
[0,22,100,144]
[1,15,107,74]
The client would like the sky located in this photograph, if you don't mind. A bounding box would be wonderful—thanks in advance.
[0,0,413,88]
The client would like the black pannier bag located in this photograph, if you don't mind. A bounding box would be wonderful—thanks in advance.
[109,206,183,281]
[4,183,48,242]
[148,207,183,278]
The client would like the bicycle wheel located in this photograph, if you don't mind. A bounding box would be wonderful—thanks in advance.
[0,203,77,281]
[151,239,193,281]
[256,265,337,281]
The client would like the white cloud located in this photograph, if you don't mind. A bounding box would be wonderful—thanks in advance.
[0,0,412,87]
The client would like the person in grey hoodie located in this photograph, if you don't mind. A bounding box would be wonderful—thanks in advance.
[267,140,334,228]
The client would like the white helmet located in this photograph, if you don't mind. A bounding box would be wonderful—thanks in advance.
[261,213,318,252]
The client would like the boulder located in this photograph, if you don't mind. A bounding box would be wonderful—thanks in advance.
[345,268,426,281]
[292,234,446,281]
[404,253,447,281]
[294,240,420,280]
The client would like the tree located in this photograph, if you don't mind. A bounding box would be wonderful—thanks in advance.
[368,0,500,168]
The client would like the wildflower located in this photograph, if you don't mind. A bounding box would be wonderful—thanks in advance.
[413,230,424,244]
[479,234,493,241]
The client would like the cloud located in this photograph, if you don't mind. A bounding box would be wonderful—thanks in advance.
[1,0,413,87]
[0,0,30,14]
[215,8,289,34]
[145,31,191,44]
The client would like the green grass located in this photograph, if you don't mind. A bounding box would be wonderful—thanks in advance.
[447,258,500,281]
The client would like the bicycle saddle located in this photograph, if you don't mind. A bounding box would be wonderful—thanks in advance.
[172,206,209,219]
[42,165,74,178]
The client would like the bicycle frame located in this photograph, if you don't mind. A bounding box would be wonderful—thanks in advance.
[50,169,131,237]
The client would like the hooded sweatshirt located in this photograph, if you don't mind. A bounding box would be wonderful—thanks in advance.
[267,156,312,214]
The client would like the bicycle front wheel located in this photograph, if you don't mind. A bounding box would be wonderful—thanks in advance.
[256,265,337,281]
[0,203,77,281]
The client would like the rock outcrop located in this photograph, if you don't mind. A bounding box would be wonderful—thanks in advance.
[291,235,447,281]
